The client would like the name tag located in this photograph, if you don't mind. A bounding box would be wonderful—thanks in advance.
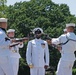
[41,43,45,48]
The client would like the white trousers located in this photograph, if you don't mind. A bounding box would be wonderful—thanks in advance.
[0,56,14,75]
[56,59,74,75]
[0,66,5,75]
[11,57,19,75]
[30,67,45,75]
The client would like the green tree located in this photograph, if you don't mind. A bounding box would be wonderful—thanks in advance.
[0,0,7,17]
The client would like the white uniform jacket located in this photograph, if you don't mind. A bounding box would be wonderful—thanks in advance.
[26,39,49,67]
[10,41,23,58]
[52,32,76,61]
[0,28,11,56]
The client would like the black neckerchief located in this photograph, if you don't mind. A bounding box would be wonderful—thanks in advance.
[0,28,6,33]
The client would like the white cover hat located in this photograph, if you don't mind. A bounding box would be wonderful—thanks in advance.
[33,27,43,34]
[7,29,15,33]
[0,18,7,22]
[63,28,67,32]
[66,23,75,27]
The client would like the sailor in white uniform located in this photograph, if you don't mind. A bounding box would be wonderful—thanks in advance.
[7,29,24,75]
[0,18,14,75]
[52,23,76,75]
[58,28,67,53]
[26,28,49,75]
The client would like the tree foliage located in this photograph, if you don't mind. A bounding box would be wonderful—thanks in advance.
[0,0,7,17]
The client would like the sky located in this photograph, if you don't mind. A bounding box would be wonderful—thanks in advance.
[7,0,76,16]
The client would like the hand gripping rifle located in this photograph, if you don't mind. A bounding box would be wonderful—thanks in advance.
[44,34,61,49]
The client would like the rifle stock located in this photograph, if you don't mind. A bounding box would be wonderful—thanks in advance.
[10,43,19,47]
[15,37,29,42]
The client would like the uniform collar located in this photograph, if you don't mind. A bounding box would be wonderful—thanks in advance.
[0,28,6,33]
[35,38,41,41]
[67,32,74,35]
[66,32,76,40]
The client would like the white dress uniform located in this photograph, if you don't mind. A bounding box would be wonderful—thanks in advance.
[26,38,49,75]
[10,41,23,75]
[0,28,14,75]
[52,32,76,75]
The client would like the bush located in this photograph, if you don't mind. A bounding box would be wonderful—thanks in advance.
[18,58,30,75]
[73,69,76,75]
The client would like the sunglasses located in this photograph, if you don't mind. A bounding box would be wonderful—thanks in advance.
[35,31,41,34]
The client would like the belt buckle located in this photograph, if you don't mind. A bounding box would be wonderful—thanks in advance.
[12,50,17,53]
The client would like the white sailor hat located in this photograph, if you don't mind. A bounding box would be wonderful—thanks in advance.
[66,23,75,27]
[7,29,15,33]
[63,28,67,32]
[0,18,7,22]
[33,27,43,34]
